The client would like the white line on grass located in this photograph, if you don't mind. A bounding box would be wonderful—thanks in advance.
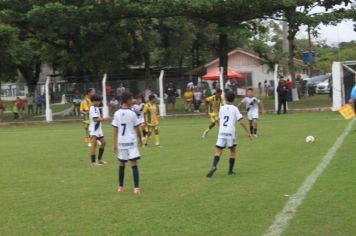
[263,118,355,236]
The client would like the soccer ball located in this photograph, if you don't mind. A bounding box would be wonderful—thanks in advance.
[305,136,315,143]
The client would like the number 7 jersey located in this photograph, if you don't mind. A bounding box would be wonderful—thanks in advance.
[112,108,141,149]
[218,104,243,140]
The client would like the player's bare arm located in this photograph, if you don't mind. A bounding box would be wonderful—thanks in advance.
[112,127,118,153]
[239,119,253,140]
[93,117,111,122]
[259,102,265,115]
[135,126,143,147]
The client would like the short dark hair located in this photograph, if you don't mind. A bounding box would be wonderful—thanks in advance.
[216,88,222,94]
[86,88,94,95]
[91,94,102,102]
[247,88,253,91]
[148,94,156,101]
[121,91,133,104]
[225,91,235,102]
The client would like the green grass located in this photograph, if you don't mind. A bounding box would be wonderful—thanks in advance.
[0,113,355,235]
[1,103,72,122]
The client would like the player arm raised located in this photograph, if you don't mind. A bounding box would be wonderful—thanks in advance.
[238,118,253,140]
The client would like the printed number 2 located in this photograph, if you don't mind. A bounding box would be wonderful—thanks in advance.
[223,116,229,127]
[121,124,127,136]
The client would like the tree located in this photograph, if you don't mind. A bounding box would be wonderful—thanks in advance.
[0,24,19,82]
[278,0,351,84]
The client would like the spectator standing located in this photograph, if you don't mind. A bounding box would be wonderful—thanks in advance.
[106,83,113,101]
[193,87,203,113]
[17,97,25,119]
[116,83,125,105]
[286,79,293,101]
[0,97,4,122]
[72,94,82,116]
[225,80,232,92]
[13,100,19,120]
[277,80,288,114]
[165,82,177,111]
[36,94,43,115]
[27,93,34,116]
[187,79,194,90]
[264,80,269,97]
[183,88,194,112]
[109,96,119,115]
[258,82,262,97]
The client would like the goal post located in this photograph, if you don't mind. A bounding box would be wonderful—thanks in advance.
[332,61,356,111]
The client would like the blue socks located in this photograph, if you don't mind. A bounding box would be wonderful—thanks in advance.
[132,166,139,188]
[212,156,220,169]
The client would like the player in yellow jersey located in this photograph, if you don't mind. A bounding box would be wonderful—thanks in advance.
[144,94,161,147]
[80,88,95,146]
[202,88,224,138]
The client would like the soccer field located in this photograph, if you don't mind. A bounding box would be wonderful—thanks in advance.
[0,112,355,236]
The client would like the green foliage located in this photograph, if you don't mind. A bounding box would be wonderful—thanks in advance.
[0,24,19,81]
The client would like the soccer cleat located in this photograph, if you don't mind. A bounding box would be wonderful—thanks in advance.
[202,130,208,138]
[91,162,102,167]
[117,187,125,193]
[228,171,236,175]
[133,188,141,195]
[253,134,258,138]
[97,160,107,165]
[206,168,217,177]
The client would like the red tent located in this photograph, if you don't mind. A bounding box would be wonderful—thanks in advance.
[202,68,245,81]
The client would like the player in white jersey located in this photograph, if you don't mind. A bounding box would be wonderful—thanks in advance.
[112,92,143,195]
[131,94,146,142]
[238,88,265,137]
[88,95,111,166]
[206,91,252,178]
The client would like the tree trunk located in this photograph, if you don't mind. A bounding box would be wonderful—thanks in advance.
[287,33,296,86]
[219,32,228,80]
[18,62,41,94]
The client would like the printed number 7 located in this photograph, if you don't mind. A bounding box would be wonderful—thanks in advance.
[223,116,229,127]
[121,124,127,136]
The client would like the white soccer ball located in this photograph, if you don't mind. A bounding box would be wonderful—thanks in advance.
[305,136,315,143]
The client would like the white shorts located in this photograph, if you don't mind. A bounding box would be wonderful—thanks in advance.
[118,148,141,162]
[138,117,145,125]
[247,111,259,121]
[89,127,104,138]
[216,138,237,149]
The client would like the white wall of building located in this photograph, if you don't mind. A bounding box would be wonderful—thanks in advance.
[205,50,274,89]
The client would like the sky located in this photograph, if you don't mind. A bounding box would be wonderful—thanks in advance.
[298,20,356,46]
[296,5,356,46]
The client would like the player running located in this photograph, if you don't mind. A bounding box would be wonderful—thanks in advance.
[206,91,252,177]
[132,94,146,142]
[143,94,161,147]
[80,88,95,146]
[112,92,143,195]
[88,94,111,166]
[202,88,224,138]
[238,88,265,137]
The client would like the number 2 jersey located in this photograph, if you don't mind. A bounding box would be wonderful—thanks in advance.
[112,108,141,149]
[218,104,243,140]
